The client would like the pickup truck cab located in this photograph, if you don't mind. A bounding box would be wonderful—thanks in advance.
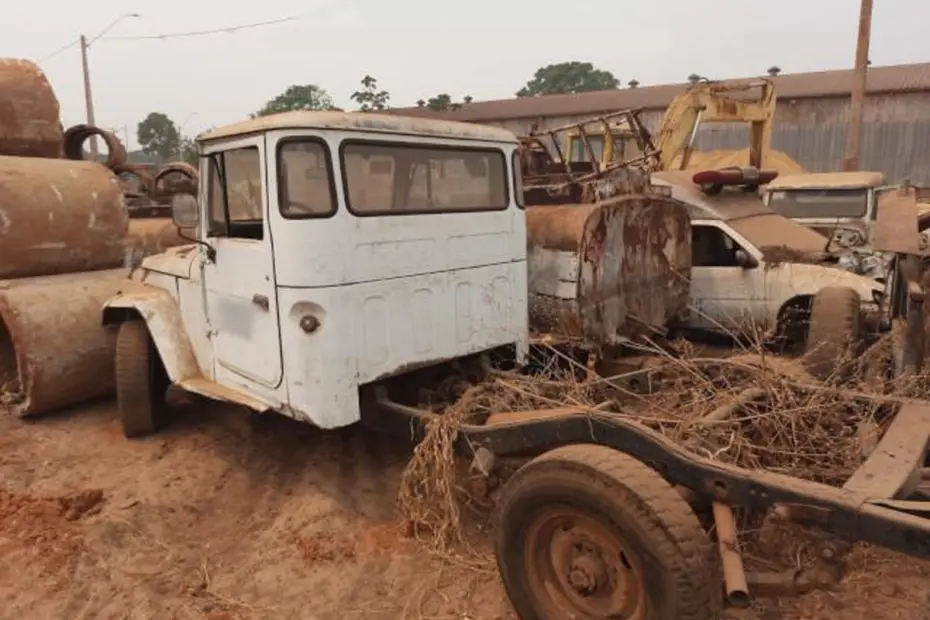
[761,171,903,249]
[102,111,529,436]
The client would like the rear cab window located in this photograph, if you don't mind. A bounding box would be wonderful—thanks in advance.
[339,141,509,215]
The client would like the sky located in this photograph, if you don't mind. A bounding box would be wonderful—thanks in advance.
[5,0,929,151]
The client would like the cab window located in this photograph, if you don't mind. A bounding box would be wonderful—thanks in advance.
[277,139,337,219]
[207,146,264,240]
[692,225,745,267]
[340,141,509,215]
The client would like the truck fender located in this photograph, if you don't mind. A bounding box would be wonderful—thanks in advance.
[101,288,201,383]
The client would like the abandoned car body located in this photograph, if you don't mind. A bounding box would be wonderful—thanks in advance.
[652,170,884,341]
[102,111,530,432]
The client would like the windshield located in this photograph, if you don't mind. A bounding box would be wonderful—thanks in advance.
[728,213,829,254]
[768,188,869,219]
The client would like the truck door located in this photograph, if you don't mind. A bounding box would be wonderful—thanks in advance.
[201,139,283,388]
[689,223,767,333]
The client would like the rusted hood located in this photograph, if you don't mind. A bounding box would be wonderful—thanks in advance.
[526,196,692,345]
[526,203,600,252]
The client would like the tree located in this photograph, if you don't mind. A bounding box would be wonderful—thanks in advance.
[137,112,180,161]
[254,84,337,117]
[516,62,619,97]
[351,75,390,112]
[427,93,453,111]
[420,93,473,112]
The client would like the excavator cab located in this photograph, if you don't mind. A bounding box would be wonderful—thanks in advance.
[519,110,661,205]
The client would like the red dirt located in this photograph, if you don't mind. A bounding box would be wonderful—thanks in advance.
[0,398,928,619]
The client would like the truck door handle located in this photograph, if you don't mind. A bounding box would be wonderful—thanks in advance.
[252,294,269,311]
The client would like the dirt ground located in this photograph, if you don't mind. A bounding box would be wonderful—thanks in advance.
[1,398,929,620]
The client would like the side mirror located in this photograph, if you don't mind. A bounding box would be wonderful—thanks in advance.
[171,193,200,230]
[735,249,758,269]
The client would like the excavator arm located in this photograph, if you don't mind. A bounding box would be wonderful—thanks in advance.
[654,78,775,171]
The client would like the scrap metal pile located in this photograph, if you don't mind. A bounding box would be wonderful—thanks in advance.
[0,58,192,416]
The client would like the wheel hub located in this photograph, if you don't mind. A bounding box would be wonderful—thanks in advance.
[567,553,606,594]
[525,510,646,619]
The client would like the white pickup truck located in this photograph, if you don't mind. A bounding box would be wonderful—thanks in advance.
[652,170,885,349]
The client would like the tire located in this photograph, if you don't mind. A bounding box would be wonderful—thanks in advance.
[115,320,169,438]
[804,286,862,382]
[494,444,721,620]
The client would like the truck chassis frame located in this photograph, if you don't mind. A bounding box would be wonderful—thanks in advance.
[360,249,930,614]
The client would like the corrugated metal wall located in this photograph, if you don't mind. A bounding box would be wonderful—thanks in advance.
[478,92,930,185]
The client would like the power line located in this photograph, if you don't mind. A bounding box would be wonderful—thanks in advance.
[34,9,334,63]
[37,38,80,63]
[102,15,299,42]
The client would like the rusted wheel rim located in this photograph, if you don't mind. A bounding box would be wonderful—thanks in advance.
[525,507,647,619]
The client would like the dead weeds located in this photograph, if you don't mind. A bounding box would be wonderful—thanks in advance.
[394,330,930,584]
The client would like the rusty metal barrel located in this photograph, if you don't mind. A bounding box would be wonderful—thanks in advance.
[0,58,63,158]
[127,218,187,257]
[526,195,692,345]
[0,269,139,416]
[0,156,129,279]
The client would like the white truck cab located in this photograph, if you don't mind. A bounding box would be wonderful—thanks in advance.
[652,171,884,341]
[760,171,899,249]
[103,111,529,436]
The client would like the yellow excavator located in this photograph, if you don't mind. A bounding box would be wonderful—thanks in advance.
[561,77,778,172]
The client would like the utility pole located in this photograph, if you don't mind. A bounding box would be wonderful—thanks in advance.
[79,35,98,159]
[78,14,140,161]
[842,0,874,171]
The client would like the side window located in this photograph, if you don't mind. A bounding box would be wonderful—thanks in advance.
[512,150,524,209]
[692,225,742,267]
[277,140,336,218]
[207,146,264,240]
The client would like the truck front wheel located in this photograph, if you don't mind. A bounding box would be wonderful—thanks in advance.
[493,444,721,620]
[115,320,169,438]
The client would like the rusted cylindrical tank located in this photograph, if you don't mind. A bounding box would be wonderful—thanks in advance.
[0,58,63,158]
[127,218,187,256]
[0,269,137,417]
[63,124,128,169]
[0,156,129,279]
[526,195,692,345]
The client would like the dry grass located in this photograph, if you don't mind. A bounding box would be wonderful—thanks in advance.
[395,321,930,579]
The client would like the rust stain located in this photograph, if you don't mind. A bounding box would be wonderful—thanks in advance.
[873,186,920,254]
[0,58,63,158]
[0,156,129,280]
[526,195,691,346]
[62,124,127,169]
[0,269,138,417]
[152,161,199,198]
[126,218,187,257]
[526,203,600,251]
